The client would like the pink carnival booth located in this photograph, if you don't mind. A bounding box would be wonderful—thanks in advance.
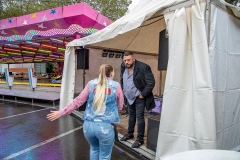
[0,2,111,64]
[0,2,111,89]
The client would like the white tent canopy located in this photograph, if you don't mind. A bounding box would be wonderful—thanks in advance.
[60,0,240,159]
[67,0,191,54]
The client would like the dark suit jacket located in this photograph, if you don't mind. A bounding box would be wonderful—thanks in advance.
[120,60,155,111]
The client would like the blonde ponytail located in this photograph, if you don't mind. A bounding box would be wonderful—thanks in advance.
[93,64,110,113]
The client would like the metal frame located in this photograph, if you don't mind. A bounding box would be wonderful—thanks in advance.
[150,0,195,20]
[205,0,211,45]
[211,0,230,11]
[1,95,57,107]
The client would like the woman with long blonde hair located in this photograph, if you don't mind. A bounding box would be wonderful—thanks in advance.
[47,64,124,160]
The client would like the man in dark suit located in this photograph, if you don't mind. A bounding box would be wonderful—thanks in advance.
[120,51,155,148]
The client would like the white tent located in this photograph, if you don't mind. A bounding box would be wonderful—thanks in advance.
[60,0,240,159]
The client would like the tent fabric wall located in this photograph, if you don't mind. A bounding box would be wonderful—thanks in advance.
[59,47,76,109]
[209,4,240,151]
[155,1,216,159]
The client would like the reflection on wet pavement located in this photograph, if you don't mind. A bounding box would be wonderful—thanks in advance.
[0,102,149,160]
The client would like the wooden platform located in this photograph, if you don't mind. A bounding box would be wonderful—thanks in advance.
[0,88,60,107]
[116,111,154,146]
[0,81,61,87]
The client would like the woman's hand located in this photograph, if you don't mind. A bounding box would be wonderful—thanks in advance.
[47,111,60,121]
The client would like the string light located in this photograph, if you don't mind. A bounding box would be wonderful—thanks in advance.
[37,53,49,56]
[46,57,55,60]
[25,41,40,46]
[0,54,9,56]
[41,44,57,50]
[35,55,46,58]
[22,54,34,57]
[6,60,15,62]
[21,46,38,52]
[34,58,43,60]
[24,58,33,60]
[13,57,23,60]
[57,48,65,52]
[49,54,59,58]
[5,44,20,48]
[38,49,52,54]
[4,48,21,53]
[50,38,63,44]
[22,50,36,55]
[34,60,42,62]
[15,60,24,62]
[7,52,21,55]
[0,50,6,54]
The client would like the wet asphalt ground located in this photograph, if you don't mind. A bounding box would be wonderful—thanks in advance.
[0,101,149,160]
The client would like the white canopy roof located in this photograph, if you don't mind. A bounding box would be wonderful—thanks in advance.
[66,0,189,54]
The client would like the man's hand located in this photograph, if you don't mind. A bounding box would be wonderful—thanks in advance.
[139,94,144,99]
[47,111,60,121]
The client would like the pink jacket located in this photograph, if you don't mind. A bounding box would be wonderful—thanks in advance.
[59,80,124,117]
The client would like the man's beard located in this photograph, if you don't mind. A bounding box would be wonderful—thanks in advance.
[125,63,134,69]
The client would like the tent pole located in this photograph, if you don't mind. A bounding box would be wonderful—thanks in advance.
[149,0,195,20]
[205,0,211,45]
[83,48,86,89]
[159,71,162,95]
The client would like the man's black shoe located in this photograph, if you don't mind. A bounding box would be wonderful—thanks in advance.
[120,134,134,141]
[131,140,144,148]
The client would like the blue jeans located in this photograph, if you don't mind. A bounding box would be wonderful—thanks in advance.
[83,121,115,160]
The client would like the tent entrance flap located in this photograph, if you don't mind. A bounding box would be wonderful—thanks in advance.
[155,1,216,159]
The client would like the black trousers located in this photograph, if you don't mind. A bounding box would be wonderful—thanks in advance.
[127,97,146,141]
